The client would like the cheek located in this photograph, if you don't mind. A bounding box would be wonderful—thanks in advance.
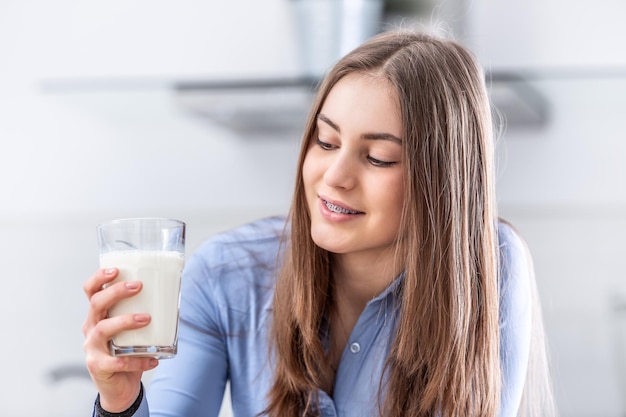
[301,147,321,190]
[392,180,405,210]
[301,152,313,192]
[383,176,405,220]
[301,157,319,212]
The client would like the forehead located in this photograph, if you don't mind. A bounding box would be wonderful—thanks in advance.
[319,73,402,135]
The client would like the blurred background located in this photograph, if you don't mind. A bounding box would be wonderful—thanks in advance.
[1,0,625,415]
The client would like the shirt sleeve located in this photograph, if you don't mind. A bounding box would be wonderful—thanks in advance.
[497,222,533,417]
[146,245,230,417]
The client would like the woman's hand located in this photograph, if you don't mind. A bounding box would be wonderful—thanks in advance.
[82,268,159,412]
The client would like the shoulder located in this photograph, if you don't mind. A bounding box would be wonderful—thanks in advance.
[497,220,532,293]
[497,219,533,333]
[178,216,288,326]
[186,216,288,274]
[497,219,528,260]
[497,220,535,414]
[182,216,287,300]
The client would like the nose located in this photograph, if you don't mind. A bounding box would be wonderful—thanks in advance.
[323,150,357,190]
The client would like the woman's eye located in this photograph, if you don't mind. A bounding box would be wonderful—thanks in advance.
[367,156,397,167]
[316,138,336,150]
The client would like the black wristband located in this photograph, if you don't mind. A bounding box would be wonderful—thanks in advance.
[94,383,144,417]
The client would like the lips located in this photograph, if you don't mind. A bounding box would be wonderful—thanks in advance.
[321,198,364,215]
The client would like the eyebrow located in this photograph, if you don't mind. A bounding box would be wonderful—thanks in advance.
[317,113,402,144]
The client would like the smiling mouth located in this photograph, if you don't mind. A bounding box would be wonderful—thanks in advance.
[322,199,364,215]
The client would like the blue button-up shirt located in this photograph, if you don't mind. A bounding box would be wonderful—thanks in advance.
[109,216,531,417]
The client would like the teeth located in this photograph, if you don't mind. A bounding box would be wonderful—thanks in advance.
[324,200,360,214]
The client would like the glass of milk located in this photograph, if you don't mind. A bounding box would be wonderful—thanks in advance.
[97,218,185,359]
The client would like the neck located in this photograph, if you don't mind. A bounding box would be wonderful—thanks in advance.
[326,251,401,371]
[332,250,401,309]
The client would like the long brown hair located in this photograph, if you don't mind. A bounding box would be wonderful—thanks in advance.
[267,30,500,417]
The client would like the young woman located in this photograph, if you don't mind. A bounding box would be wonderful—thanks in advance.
[83,30,555,417]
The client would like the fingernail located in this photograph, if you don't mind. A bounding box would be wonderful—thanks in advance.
[125,281,140,290]
[134,314,150,323]
[149,359,159,367]
[105,268,116,276]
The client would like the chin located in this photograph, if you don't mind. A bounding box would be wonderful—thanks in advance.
[309,224,344,254]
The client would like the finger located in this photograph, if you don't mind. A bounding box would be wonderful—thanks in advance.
[83,281,144,333]
[83,312,150,345]
[85,351,159,378]
[111,356,160,373]
[83,315,156,385]
[89,280,143,314]
[83,268,119,299]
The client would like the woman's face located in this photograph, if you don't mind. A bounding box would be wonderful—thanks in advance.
[303,73,405,261]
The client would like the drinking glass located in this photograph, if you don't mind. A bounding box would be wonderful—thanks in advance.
[97,218,185,359]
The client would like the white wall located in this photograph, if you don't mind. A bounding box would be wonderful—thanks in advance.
[464,0,626,71]
[0,0,299,82]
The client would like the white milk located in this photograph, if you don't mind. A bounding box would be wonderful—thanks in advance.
[100,250,184,350]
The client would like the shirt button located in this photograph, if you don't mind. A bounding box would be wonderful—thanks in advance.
[349,342,361,354]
